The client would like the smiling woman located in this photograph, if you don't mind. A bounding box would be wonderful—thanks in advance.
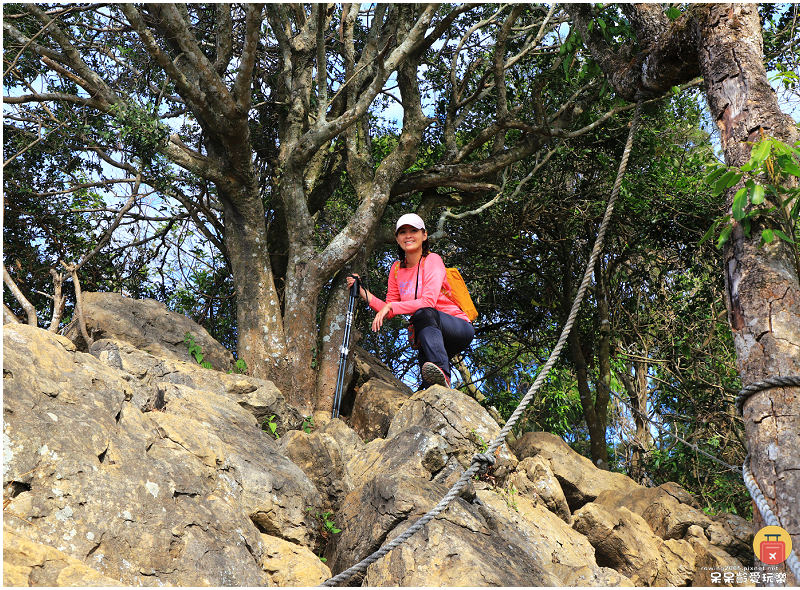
[346,213,474,389]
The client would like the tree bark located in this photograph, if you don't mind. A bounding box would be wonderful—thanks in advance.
[698,6,800,583]
[563,245,610,470]
[572,4,800,581]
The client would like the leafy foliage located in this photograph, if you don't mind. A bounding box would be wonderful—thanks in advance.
[703,138,800,250]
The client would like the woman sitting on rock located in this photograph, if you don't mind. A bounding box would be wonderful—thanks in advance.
[346,213,475,389]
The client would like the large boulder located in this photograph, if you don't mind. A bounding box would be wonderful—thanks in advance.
[593,483,713,540]
[513,431,640,510]
[572,502,664,586]
[327,474,560,587]
[709,512,755,562]
[474,484,630,586]
[654,538,697,587]
[65,291,234,371]
[3,324,321,586]
[278,419,365,511]
[350,379,412,441]
[508,455,572,524]
[346,426,451,491]
[387,385,517,477]
[89,338,305,434]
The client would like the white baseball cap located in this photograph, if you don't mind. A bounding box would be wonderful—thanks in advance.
[395,213,426,234]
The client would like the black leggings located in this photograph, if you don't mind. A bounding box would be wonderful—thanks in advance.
[411,307,475,387]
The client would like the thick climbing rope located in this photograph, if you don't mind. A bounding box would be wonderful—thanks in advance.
[737,377,800,582]
[736,375,800,416]
[743,455,800,582]
[319,101,645,587]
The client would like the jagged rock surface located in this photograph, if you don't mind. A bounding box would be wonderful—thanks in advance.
[64,291,234,371]
[3,295,755,587]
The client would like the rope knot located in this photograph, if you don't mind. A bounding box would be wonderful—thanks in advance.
[472,453,496,473]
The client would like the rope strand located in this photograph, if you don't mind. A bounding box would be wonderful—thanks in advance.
[743,454,800,582]
[319,101,644,586]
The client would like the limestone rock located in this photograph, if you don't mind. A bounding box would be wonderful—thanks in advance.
[654,538,697,586]
[593,483,713,540]
[475,486,596,570]
[89,338,305,434]
[279,425,355,512]
[709,512,754,562]
[572,502,664,586]
[351,344,414,395]
[327,474,560,586]
[691,539,752,587]
[513,431,641,510]
[65,291,234,371]
[509,455,572,524]
[350,379,412,441]
[387,385,517,477]
[3,324,320,586]
[547,564,635,587]
[259,534,330,586]
[3,524,124,587]
[346,426,450,492]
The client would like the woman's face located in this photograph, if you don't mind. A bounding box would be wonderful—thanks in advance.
[396,225,427,253]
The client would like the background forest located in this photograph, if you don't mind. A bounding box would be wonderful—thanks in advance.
[4,3,800,520]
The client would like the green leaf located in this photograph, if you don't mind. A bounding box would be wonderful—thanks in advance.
[782,159,800,177]
[699,219,720,245]
[732,187,748,221]
[671,86,681,95]
[750,139,772,165]
[666,6,681,20]
[704,166,726,185]
[751,184,765,205]
[713,171,739,197]
[716,225,732,248]
[761,228,774,244]
[773,229,796,243]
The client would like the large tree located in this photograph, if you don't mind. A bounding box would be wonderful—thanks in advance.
[568,3,799,582]
[4,4,582,413]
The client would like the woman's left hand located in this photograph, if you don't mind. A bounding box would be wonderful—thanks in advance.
[372,303,392,332]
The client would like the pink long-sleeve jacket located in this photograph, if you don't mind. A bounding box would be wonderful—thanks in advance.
[368,253,470,322]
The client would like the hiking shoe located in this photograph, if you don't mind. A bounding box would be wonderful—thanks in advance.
[422,362,451,388]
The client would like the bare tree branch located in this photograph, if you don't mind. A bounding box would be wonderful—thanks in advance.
[3,264,37,326]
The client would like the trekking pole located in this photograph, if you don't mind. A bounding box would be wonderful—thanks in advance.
[332,275,360,419]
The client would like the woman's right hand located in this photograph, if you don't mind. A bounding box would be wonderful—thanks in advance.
[345,274,359,290]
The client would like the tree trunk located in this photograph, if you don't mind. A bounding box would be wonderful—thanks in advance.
[698,6,800,583]
[220,182,289,391]
[595,258,612,471]
[570,5,799,579]
[563,246,610,469]
[619,359,652,485]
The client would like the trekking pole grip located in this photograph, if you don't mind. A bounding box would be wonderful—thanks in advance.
[349,274,361,298]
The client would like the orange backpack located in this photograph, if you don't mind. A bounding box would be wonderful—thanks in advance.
[394,258,478,322]
[442,267,478,322]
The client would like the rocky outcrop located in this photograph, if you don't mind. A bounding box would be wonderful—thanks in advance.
[513,430,641,510]
[278,419,364,511]
[259,534,331,586]
[3,324,319,586]
[350,380,411,441]
[89,338,304,435]
[3,525,125,587]
[387,385,518,477]
[65,291,234,371]
[3,296,755,588]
